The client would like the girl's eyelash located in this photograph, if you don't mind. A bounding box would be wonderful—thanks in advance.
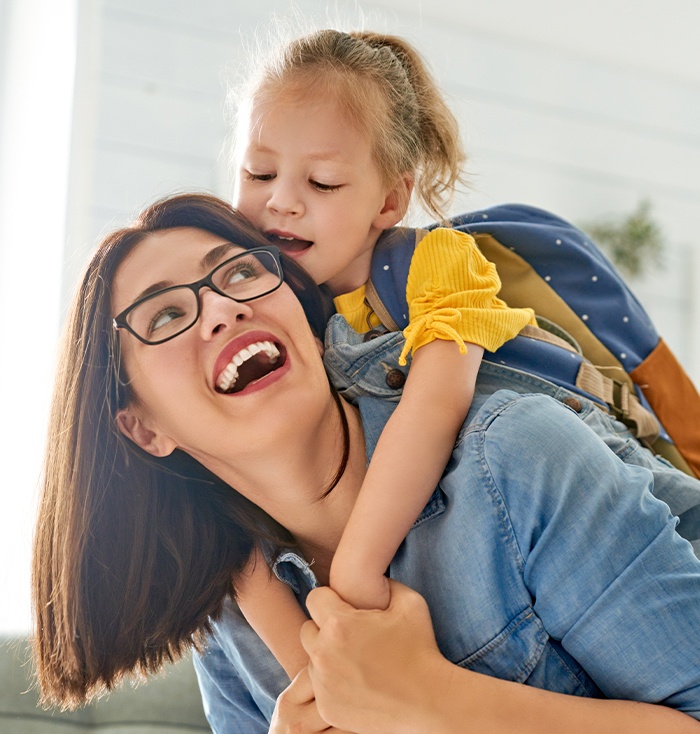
[310,180,342,192]
[245,171,274,182]
[244,169,341,191]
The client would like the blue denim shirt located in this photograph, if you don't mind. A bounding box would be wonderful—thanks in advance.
[194,316,700,732]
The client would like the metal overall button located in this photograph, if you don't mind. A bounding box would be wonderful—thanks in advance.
[385,369,406,389]
[561,396,583,413]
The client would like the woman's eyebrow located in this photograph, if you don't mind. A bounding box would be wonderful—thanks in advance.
[134,280,172,302]
[200,242,235,272]
[131,243,236,303]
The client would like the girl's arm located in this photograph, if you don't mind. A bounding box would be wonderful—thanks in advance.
[301,582,700,734]
[237,548,309,680]
[329,338,483,609]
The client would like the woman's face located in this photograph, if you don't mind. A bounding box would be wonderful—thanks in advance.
[111,226,331,474]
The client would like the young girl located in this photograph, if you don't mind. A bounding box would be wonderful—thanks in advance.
[231,28,537,679]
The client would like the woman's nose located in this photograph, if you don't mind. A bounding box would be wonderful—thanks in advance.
[266,179,304,217]
[197,288,254,339]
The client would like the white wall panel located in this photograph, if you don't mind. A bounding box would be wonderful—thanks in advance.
[101,11,236,93]
[90,147,222,216]
[97,83,226,163]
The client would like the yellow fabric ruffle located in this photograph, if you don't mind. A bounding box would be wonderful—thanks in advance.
[400,305,467,365]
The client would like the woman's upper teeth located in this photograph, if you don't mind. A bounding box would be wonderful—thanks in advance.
[216,341,280,392]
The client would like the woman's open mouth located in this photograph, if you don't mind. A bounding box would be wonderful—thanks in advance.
[215,340,287,394]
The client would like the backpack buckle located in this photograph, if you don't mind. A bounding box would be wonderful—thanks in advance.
[610,379,630,420]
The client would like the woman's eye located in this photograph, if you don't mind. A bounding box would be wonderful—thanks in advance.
[149,307,185,334]
[228,268,255,284]
[224,263,258,286]
[310,179,342,192]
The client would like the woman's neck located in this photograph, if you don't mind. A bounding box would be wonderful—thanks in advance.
[205,394,367,581]
[290,398,368,583]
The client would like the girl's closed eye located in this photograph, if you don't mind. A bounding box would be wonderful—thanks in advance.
[309,178,343,192]
[244,169,275,182]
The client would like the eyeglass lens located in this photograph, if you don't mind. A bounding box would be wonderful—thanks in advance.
[126,249,281,343]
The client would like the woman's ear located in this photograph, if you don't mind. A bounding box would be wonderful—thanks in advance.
[373,174,414,229]
[116,407,177,457]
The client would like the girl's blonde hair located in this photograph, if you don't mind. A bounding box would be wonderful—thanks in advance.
[235,29,466,220]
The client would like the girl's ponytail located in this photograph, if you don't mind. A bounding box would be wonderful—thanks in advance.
[351,31,466,219]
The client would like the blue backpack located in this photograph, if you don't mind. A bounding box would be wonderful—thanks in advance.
[365,203,700,479]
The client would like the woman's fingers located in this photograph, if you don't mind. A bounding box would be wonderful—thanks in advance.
[269,667,332,734]
[300,580,445,734]
[305,584,355,625]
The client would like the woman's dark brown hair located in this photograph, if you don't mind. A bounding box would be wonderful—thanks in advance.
[32,193,335,708]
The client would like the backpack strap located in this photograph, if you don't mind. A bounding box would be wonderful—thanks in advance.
[523,322,660,441]
[366,228,421,331]
[575,362,660,440]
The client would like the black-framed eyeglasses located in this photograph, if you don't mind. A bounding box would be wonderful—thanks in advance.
[113,246,284,345]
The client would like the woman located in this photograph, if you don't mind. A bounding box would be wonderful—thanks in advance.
[33,194,700,732]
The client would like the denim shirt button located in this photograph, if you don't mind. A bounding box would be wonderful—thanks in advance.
[562,396,583,412]
[385,368,406,389]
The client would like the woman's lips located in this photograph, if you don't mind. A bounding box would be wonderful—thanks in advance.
[216,340,281,393]
[214,332,288,395]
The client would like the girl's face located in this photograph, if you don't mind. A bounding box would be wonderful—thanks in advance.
[234,93,407,296]
[111,226,331,478]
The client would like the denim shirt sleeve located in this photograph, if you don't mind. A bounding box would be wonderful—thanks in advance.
[192,599,291,733]
[478,391,700,717]
[192,637,268,734]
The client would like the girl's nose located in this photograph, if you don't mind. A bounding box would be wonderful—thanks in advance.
[198,288,254,340]
[266,179,304,217]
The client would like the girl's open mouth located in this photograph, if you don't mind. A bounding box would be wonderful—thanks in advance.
[268,233,313,256]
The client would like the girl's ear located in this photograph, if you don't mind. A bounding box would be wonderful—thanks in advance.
[116,407,177,457]
[373,174,414,229]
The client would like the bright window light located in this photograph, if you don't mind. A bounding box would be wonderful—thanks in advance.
[0,0,78,635]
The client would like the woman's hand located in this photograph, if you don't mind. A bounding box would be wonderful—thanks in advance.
[269,666,352,734]
[300,580,450,734]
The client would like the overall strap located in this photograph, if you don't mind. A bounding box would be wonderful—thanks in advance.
[364,279,400,332]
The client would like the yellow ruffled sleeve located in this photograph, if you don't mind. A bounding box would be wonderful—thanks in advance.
[400,228,536,365]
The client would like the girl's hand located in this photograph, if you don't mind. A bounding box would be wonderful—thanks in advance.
[329,552,390,610]
[301,580,451,734]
